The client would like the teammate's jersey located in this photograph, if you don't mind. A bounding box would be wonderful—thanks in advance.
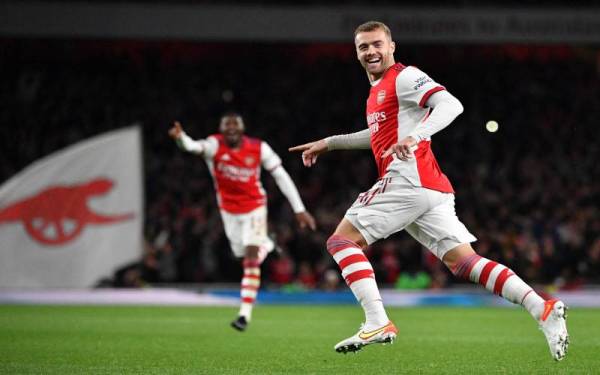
[201,134,282,214]
[366,63,454,193]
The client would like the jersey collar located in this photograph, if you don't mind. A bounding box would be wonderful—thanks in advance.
[370,63,399,87]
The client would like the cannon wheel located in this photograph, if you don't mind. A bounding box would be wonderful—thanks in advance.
[23,216,85,246]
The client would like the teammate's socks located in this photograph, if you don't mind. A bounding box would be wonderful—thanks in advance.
[327,235,389,330]
[452,253,545,319]
[239,258,261,321]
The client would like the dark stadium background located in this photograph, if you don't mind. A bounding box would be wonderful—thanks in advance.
[1,0,598,290]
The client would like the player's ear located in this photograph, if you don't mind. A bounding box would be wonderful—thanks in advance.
[354,38,362,59]
[390,41,395,54]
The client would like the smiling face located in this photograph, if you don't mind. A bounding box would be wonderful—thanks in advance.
[355,28,396,82]
[219,115,245,148]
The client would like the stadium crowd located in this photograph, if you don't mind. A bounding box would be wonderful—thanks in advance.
[1,39,598,289]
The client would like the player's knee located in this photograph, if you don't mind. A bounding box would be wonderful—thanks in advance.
[353,237,368,249]
[332,219,368,249]
[443,243,478,277]
[443,257,460,273]
[326,235,337,251]
[326,234,367,254]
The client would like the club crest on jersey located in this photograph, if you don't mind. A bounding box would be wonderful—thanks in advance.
[221,153,231,161]
[244,156,256,166]
[377,90,386,104]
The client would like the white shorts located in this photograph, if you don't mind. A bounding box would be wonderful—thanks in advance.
[344,177,476,259]
[220,206,274,258]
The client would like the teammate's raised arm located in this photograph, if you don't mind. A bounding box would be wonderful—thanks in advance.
[168,121,184,139]
[168,121,214,155]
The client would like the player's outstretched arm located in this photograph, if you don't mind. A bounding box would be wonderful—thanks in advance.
[268,166,317,230]
[263,142,317,230]
[289,128,371,168]
[168,121,207,155]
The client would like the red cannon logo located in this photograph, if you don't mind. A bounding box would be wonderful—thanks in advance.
[0,178,134,246]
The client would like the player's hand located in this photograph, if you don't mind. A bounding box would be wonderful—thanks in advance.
[382,136,418,161]
[295,211,317,231]
[168,121,184,139]
[289,139,328,167]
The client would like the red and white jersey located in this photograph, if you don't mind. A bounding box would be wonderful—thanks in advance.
[366,63,454,193]
[201,135,281,214]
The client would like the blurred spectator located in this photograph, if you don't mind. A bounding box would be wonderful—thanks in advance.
[296,261,318,289]
[269,253,295,285]
[321,269,342,291]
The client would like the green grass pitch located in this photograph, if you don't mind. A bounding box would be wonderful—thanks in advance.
[1,305,599,374]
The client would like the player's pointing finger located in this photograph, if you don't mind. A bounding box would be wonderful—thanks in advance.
[289,143,311,152]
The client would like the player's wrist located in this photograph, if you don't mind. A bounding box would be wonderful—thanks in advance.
[292,204,307,214]
[407,134,420,144]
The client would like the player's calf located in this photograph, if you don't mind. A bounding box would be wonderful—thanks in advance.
[233,255,261,331]
[327,234,389,329]
[449,252,545,318]
[449,250,570,360]
[327,234,396,352]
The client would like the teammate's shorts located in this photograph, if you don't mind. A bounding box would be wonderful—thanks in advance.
[220,205,275,258]
[344,176,476,260]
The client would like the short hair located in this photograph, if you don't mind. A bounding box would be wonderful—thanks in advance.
[220,111,245,130]
[221,111,242,120]
[354,21,392,40]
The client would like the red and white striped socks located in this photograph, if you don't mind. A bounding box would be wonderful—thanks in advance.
[452,254,545,319]
[239,258,261,321]
[327,235,389,330]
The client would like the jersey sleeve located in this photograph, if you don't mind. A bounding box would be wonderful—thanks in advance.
[260,141,282,171]
[395,66,445,108]
[202,136,219,160]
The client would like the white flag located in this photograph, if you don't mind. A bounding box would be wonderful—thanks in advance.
[0,127,143,288]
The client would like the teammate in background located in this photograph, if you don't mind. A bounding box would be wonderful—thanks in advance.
[170,113,316,331]
[290,21,569,360]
